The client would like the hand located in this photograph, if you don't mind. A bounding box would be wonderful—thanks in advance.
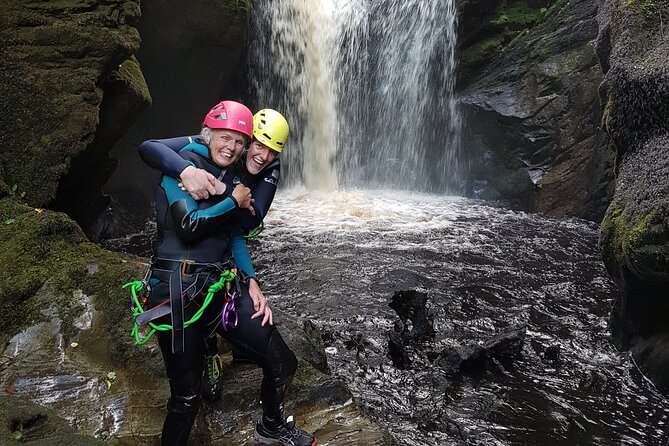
[213,179,227,195]
[231,184,256,215]
[179,166,217,200]
[249,279,272,326]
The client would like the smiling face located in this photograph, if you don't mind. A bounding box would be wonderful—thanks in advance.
[208,129,247,168]
[246,140,278,175]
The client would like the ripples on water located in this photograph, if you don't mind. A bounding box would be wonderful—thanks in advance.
[251,188,669,446]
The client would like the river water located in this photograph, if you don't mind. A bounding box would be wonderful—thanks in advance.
[245,188,669,446]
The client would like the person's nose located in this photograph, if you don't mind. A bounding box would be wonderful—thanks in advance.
[259,147,270,161]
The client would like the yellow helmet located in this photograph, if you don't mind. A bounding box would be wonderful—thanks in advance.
[253,109,289,153]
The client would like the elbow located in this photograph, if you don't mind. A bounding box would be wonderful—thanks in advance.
[174,221,201,243]
[138,140,154,163]
[170,200,202,242]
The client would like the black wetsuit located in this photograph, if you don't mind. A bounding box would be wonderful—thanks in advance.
[147,142,296,446]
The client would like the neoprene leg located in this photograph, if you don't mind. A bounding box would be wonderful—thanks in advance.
[161,369,201,446]
[217,284,298,427]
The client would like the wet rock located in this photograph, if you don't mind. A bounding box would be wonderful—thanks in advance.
[484,324,527,362]
[0,395,104,445]
[459,0,613,221]
[275,311,330,375]
[387,290,435,369]
[439,344,487,376]
[388,330,411,369]
[389,290,435,342]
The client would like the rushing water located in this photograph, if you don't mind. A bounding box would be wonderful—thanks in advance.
[248,0,462,192]
[247,189,669,446]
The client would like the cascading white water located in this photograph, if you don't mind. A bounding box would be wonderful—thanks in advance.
[249,0,462,193]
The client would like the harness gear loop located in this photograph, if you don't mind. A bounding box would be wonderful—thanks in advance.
[123,269,237,346]
[211,353,224,380]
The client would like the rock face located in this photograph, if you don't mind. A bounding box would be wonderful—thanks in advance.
[458,0,614,221]
[98,0,253,243]
[597,0,669,391]
[0,0,150,224]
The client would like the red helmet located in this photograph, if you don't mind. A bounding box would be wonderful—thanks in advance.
[202,101,253,138]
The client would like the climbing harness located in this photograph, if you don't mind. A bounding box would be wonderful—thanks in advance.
[124,265,237,347]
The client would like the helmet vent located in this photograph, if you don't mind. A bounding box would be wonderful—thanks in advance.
[262,132,272,140]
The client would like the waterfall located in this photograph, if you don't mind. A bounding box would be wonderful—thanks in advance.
[248,0,462,193]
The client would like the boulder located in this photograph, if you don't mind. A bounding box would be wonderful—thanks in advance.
[0,0,149,221]
[597,0,669,393]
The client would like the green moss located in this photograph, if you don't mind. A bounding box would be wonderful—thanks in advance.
[599,201,627,276]
[627,210,656,247]
[600,201,669,283]
[491,0,555,30]
[112,55,151,105]
[627,0,669,18]
[0,196,150,366]
[461,35,507,68]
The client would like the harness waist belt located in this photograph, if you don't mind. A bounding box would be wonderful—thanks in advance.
[153,258,226,277]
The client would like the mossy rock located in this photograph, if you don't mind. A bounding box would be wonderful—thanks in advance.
[0,0,142,208]
[0,196,152,367]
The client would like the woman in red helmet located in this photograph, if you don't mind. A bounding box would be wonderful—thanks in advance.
[140,101,315,446]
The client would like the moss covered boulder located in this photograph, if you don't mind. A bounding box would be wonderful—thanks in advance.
[597,0,669,392]
[0,0,150,231]
[459,0,614,221]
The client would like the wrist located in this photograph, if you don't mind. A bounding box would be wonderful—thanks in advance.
[179,165,194,180]
[229,195,239,208]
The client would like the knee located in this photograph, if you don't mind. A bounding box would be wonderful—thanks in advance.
[167,370,201,417]
[167,392,200,417]
[268,330,298,385]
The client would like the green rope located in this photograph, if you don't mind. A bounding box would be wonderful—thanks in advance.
[123,269,237,346]
[243,222,264,240]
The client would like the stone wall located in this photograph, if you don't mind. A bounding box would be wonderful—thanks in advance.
[597,0,669,391]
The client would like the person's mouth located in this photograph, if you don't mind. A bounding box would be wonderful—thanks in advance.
[251,156,265,169]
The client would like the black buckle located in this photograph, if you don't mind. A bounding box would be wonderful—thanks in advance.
[181,259,196,277]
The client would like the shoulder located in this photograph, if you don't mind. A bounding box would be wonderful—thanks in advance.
[260,157,281,182]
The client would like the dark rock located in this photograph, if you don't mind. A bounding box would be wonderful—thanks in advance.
[439,344,487,376]
[389,290,435,342]
[484,324,527,362]
[459,0,614,221]
[596,0,669,394]
[0,0,145,211]
[388,330,411,369]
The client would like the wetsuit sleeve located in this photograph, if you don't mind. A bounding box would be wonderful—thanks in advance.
[230,234,256,281]
[238,159,281,232]
[161,173,238,242]
[138,136,196,178]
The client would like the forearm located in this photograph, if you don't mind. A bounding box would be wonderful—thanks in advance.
[163,175,237,241]
[138,136,194,177]
[230,234,256,279]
